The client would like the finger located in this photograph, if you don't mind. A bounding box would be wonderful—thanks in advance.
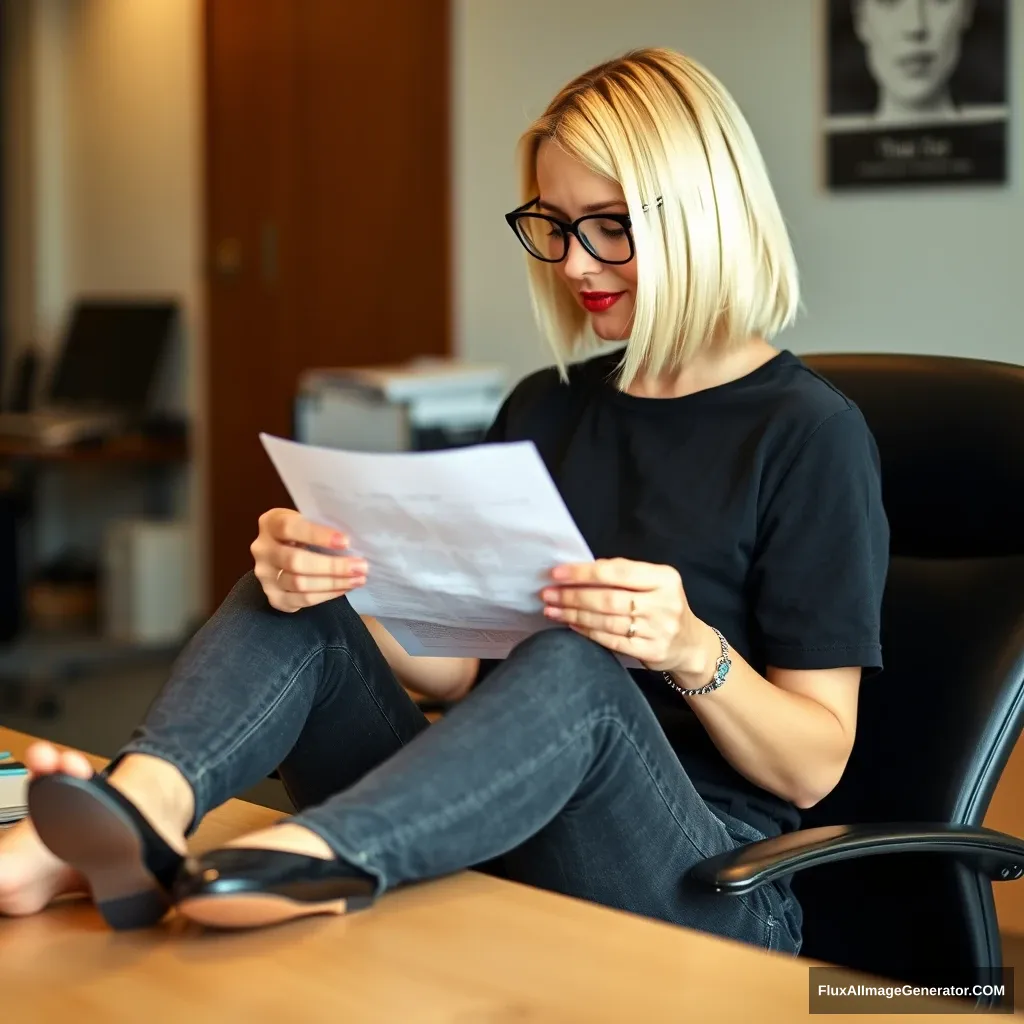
[568,624,651,657]
[544,604,644,637]
[277,571,367,595]
[274,514,349,552]
[550,557,669,590]
[542,586,638,615]
[276,548,368,579]
[271,586,361,613]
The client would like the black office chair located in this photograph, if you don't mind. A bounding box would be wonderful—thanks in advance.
[690,353,1024,1007]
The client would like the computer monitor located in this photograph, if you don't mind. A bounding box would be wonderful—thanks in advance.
[48,300,178,413]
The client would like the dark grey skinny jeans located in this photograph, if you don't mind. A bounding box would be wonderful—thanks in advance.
[114,571,802,953]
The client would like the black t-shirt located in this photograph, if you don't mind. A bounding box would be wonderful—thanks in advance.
[480,346,890,836]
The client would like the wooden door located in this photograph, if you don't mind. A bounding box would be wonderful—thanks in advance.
[290,1,452,368]
[203,0,450,610]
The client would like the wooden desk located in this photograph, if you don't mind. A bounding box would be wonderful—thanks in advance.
[0,728,1004,1022]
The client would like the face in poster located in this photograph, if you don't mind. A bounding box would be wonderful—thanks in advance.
[825,0,1009,187]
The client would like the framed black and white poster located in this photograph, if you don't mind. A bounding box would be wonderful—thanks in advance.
[825,0,1009,188]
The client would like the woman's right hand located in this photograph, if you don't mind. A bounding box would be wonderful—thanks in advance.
[251,508,368,613]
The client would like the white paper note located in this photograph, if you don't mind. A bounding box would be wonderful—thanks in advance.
[259,434,595,658]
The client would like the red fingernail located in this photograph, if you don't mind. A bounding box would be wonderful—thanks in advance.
[331,532,347,549]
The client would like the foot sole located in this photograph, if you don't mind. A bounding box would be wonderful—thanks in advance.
[176,891,373,930]
[28,774,171,930]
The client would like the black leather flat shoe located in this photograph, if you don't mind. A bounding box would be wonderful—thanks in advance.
[28,772,184,930]
[173,848,377,930]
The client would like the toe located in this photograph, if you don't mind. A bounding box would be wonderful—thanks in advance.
[58,751,94,779]
[23,743,93,780]
[24,742,60,776]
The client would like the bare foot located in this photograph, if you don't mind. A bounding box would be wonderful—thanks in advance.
[224,823,336,860]
[0,742,193,919]
[0,743,93,917]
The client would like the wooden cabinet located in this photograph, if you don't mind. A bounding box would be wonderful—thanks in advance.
[202,0,450,607]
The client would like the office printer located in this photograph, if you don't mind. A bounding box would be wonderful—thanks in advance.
[294,359,509,452]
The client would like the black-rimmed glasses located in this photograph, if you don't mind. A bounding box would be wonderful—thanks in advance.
[505,197,636,265]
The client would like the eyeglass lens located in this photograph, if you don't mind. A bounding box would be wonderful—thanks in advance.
[514,215,632,263]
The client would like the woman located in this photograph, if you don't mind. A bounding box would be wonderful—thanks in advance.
[0,47,888,952]
[853,0,975,124]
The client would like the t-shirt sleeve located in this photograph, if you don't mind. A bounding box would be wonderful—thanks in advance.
[750,406,890,674]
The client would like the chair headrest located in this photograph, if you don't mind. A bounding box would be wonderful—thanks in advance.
[802,353,1024,558]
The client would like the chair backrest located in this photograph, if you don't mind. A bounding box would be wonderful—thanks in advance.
[795,353,1024,990]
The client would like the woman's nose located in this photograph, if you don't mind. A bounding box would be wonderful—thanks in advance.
[562,233,603,280]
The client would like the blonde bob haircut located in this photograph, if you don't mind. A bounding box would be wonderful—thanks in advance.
[516,47,800,388]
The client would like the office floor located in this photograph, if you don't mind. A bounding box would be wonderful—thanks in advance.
[3,658,1024,1012]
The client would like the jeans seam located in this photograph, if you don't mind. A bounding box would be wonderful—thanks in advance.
[352,716,602,860]
[595,712,726,864]
[194,645,324,784]
[119,644,335,819]
[128,640,407,825]
[331,643,410,745]
[354,705,720,869]
[347,700,784,936]
[205,641,412,810]
[607,719,785,942]
[198,641,389,784]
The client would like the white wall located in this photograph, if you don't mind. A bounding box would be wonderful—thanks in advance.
[2,0,205,618]
[2,0,68,366]
[62,0,203,423]
[453,0,1022,385]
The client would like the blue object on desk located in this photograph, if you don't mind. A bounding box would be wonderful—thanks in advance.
[0,757,29,827]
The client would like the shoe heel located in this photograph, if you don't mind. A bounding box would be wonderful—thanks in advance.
[96,887,172,930]
[29,774,172,930]
[84,858,172,929]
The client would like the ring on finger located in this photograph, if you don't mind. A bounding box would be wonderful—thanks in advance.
[626,597,637,639]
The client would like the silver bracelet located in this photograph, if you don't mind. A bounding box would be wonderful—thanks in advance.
[662,626,732,697]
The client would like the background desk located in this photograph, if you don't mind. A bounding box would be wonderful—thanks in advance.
[0,430,189,634]
[0,434,191,718]
[0,728,1000,1022]
[0,433,188,464]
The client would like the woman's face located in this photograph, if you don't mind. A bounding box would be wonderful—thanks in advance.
[535,140,638,342]
[854,0,973,110]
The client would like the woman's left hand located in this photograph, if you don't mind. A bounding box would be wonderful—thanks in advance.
[541,557,712,676]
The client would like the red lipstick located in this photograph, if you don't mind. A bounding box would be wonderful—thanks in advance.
[580,291,625,313]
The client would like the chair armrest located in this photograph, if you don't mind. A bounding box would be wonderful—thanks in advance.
[689,823,1024,895]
